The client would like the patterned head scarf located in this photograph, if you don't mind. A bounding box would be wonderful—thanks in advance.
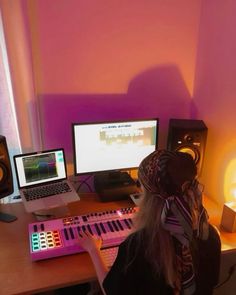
[138,149,209,295]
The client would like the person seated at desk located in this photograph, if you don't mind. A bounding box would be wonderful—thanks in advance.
[78,149,221,295]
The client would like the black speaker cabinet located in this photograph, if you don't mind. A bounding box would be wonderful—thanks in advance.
[167,119,207,175]
[0,135,13,198]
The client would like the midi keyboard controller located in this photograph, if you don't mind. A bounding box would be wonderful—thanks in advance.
[29,207,137,261]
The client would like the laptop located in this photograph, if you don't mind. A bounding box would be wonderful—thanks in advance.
[14,149,79,213]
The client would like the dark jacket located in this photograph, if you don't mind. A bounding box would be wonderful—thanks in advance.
[103,224,221,295]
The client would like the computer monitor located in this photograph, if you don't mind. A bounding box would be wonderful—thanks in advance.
[72,119,158,174]
[72,119,158,201]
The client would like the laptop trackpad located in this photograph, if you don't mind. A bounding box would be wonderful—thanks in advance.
[43,196,64,208]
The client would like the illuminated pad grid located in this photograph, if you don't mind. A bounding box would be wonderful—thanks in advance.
[31,230,62,252]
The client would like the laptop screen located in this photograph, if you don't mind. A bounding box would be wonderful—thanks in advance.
[14,149,67,188]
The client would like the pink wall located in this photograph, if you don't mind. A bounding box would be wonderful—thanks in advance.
[1,0,202,166]
[194,1,236,205]
[24,0,201,160]
[40,66,191,162]
[30,0,201,95]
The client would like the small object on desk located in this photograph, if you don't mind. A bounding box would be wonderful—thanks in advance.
[220,202,236,232]
[12,195,21,199]
[129,192,143,206]
[0,212,17,222]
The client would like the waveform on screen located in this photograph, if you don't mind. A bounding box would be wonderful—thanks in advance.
[100,126,156,146]
[23,153,58,183]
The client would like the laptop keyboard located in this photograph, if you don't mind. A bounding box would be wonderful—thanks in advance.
[23,182,72,201]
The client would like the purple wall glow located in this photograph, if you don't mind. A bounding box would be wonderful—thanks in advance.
[40,65,191,162]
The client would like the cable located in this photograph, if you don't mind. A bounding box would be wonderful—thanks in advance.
[214,263,236,289]
[76,175,93,193]
[32,212,54,218]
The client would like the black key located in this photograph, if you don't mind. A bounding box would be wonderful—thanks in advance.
[69,227,75,239]
[77,226,83,237]
[82,216,88,222]
[112,220,119,231]
[40,223,45,231]
[128,218,133,226]
[94,223,101,236]
[107,221,114,232]
[63,228,69,240]
[124,219,131,229]
[82,225,86,232]
[33,225,38,232]
[100,222,106,234]
[87,224,93,235]
[116,220,124,231]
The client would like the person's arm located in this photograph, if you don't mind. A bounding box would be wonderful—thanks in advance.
[88,246,109,294]
[77,231,109,294]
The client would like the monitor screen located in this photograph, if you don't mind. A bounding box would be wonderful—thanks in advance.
[14,149,67,188]
[72,119,158,175]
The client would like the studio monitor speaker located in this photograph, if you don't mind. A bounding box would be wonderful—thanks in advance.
[167,119,207,175]
[0,135,13,198]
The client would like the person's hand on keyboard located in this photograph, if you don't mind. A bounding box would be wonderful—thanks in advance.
[77,230,109,294]
[77,230,102,254]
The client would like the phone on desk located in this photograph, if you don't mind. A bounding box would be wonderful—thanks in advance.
[0,212,17,223]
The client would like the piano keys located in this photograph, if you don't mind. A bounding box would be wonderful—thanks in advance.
[29,207,137,261]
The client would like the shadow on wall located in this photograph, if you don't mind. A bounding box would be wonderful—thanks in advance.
[38,64,192,162]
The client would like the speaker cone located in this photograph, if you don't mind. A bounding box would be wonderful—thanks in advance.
[0,162,8,184]
[175,146,200,164]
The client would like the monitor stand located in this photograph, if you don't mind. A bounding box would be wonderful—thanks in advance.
[94,171,139,202]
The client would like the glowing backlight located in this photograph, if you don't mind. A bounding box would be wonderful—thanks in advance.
[31,230,62,252]
[117,210,123,217]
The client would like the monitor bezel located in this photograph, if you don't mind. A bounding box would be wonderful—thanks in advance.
[72,118,159,176]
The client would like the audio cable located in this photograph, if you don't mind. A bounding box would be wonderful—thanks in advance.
[214,263,236,289]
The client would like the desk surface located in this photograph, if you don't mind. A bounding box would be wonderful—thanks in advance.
[0,194,235,295]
